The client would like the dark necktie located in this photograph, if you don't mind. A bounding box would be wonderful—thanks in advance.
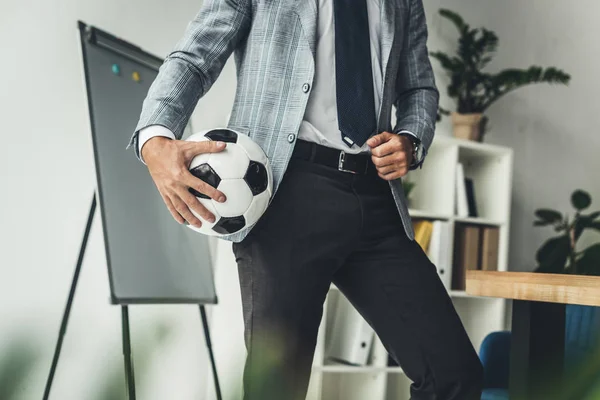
[333,0,378,148]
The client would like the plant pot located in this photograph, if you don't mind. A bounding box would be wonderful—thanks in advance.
[451,112,483,141]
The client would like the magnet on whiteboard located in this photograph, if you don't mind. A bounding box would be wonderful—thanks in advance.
[111,64,120,75]
[132,71,141,82]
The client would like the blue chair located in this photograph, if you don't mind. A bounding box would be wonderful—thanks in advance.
[479,331,511,400]
[479,305,600,400]
[565,305,600,370]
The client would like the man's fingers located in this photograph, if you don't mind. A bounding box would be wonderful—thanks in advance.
[371,152,406,168]
[160,192,186,225]
[172,195,204,228]
[367,131,394,148]
[184,140,226,159]
[378,170,404,181]
[375,164,401,175]
[370,140,398,158]
[181,191,217,223]
[183,172,227,203]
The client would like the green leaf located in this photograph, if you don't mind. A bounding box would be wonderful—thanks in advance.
[481,66,570,111]
[402,181,416,198]
[536,235,570,271]
[585,211,600,221]
[534,220,551,227]
[577,244,600,275]
[555,223,567,233]
[430,51,464,73]
[571,190,592,210]
[590,221,600,232]
[535,209,563,224]
[535,262,566,274]
[439,9,469,33]
[574,216,596,240]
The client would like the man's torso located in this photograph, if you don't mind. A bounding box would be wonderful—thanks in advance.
[298,0,383,154]
[222,0,414,242]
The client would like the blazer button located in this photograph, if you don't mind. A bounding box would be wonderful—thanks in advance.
[302,83,310,93]
[287,133,296,143]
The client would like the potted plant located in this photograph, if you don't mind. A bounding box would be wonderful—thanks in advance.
[533,190,600,397]
[534,189,600,275]
[431,9,571,142]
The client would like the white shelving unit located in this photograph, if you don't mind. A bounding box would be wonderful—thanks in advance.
[306,136,514,400]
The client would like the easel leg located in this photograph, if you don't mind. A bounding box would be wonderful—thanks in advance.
[121,306,137,400]
[200,305,222,400]
[43,195,97,400]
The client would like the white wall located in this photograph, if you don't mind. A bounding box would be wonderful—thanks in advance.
[424,0,600,272]
[0,0,240,399]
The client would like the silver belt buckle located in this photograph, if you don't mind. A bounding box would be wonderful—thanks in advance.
[338,151,357,174]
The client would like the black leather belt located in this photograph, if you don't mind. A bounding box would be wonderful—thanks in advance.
[292,139,373,175]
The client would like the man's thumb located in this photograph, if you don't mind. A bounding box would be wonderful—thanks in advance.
[199,140,226,153]
[367,133,383,148]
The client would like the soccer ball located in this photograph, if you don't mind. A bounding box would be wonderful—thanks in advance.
[185,128,273,237]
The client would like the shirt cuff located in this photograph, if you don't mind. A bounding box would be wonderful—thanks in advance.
[138,125,176,164]
[396,130,417,139]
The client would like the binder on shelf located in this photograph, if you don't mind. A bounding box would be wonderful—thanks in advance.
[414,220,434,252]
[326,295,374,366]
[455,163,469,217]
[464,178,478,218]
[368,334,389,368]
[428,220,453,291]
[452,225,481,290]
[481,227,500,271]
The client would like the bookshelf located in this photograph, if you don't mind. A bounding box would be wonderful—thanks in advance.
[307,136,513,400]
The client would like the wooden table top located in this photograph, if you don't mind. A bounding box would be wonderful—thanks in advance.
[466,271,600,306]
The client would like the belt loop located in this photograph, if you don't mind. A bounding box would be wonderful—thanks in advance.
[308,141,317,162]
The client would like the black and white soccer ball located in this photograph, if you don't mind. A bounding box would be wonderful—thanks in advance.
[185,128,273,237]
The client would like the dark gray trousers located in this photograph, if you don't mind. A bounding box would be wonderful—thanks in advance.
[232,156,483,400]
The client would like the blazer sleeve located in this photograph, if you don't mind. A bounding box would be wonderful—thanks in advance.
[128,0,252,159]
[393,0,439,158]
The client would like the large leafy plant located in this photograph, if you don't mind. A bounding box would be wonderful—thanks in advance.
[431,9,571,131]
[534,190,600,275]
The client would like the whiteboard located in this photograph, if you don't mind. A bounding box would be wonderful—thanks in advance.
[78,21,217,305]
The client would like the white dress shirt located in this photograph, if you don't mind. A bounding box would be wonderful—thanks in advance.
[298,0,382,154]
[138,0,413,160]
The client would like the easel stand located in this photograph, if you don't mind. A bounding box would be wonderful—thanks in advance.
[43,195,222,400]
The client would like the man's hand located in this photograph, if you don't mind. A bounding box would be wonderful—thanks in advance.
[367,132,414,181]
[142,136,228,228]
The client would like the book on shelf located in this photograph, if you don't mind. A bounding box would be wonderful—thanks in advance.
[326,295,374,366]
[455,163,469,217]
[480,227,500,271]
[428,220,453,291]
[452,225,481,290]
[464,178,478,218]
[414,220,434,252]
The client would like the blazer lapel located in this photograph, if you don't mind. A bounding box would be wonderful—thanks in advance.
[380,0,397,79]
[292,0,318,59]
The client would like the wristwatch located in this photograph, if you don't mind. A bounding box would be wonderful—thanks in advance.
[398,132,425,170]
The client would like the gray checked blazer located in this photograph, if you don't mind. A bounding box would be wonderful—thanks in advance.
[129,0,439,242]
